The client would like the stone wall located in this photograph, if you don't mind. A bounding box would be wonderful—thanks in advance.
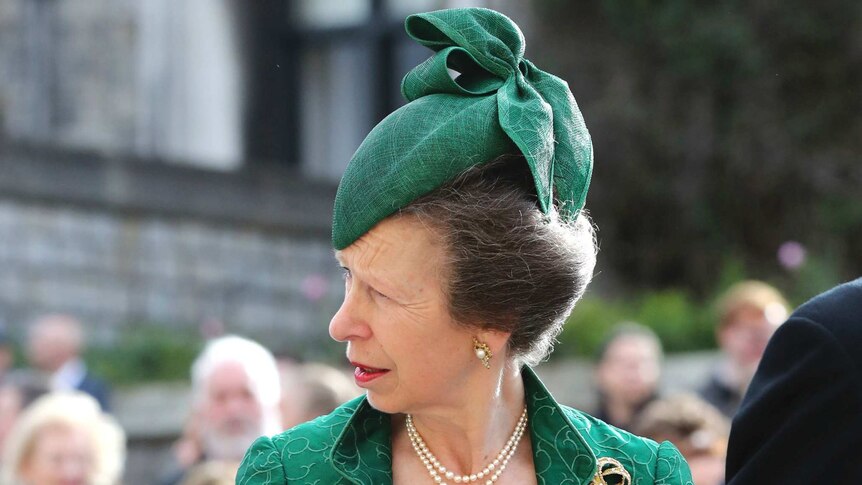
[0,141,342,355]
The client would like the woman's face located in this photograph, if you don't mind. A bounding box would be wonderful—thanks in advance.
[330,215,481,415]
[718,306,779,370]
[20,423,93,485]
[595,336,661,405]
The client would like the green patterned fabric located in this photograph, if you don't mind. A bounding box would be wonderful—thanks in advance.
[236,367,693,484]
[331,7,593,249]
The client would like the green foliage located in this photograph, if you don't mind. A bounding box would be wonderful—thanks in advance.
[714,255,748,294]
[555,297,630,358]
[601,0,761,83]
[554,246,851,359]
[638,290,714,351]
[529,0,861,293]
[86,325,201,386]
[774,250,845,309]
[554,289,716,359]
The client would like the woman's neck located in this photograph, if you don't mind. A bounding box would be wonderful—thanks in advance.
[403,362,527,476]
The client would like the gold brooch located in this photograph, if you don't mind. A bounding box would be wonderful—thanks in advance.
[590,457,632,485]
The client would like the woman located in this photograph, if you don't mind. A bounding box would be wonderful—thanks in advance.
[700,280,789,417]
[593,323,663,431]
[238,7,691,485]
[1,391,125,485]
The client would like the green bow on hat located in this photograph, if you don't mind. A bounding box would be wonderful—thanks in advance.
[332,7,592,250]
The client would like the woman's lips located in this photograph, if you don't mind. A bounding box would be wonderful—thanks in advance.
[351,362,390,384]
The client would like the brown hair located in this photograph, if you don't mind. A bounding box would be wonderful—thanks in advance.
[715,280,789,329]
[2,392,125,485]
[633,393,729,458]
[402,156,597,366]
[594,322,663,363]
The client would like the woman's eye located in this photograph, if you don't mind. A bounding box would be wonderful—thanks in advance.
[341,267,351,281]
[372,288,389,300]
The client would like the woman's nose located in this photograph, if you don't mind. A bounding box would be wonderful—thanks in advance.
[329,293,372,342]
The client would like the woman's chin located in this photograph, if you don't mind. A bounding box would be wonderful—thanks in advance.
[364,393,403,415]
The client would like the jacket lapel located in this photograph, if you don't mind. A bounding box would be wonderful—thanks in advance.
[330,398,394,485]
[523,366,598,485]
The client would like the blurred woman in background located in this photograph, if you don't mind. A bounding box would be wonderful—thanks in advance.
[593,323,663,431]
[701,281,789,417]
[1,391,124,485]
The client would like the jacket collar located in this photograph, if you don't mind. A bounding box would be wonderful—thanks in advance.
[330,366,597,485]
[522,366,597,484]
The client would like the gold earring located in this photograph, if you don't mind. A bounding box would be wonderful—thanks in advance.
[473,337,492,368]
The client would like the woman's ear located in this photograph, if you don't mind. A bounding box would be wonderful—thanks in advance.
[476,329,511,358]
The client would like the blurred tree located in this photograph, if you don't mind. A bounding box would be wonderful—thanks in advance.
[530,0,861,295]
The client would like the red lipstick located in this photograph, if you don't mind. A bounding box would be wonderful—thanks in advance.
[351,361,390,384]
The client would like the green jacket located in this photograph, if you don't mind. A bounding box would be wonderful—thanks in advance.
[236,367,692,484]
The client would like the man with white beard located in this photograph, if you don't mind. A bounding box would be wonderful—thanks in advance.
[160,335,281,485]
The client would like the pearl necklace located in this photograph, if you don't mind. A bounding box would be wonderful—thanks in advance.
[405,406,528,485]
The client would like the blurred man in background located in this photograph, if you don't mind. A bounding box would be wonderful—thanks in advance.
[699,281,788,417]
[161,335,281,485]
[592,323,663,431]
[25,314,110,410]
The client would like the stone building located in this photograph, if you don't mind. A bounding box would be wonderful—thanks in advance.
[0,0,527,349]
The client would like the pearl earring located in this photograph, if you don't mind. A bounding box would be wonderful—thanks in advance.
[473,337,492,368]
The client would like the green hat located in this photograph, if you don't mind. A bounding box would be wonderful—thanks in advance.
[332,7,592,250]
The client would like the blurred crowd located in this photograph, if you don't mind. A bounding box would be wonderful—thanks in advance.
[0,317,361,485]
[0,279,789,485]
[592,280,789,485]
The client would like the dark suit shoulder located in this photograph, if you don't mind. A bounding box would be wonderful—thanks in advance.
[784,278,862,378]
[792,278,862,338]
[726,278,862,484]
[77,371,111,411]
